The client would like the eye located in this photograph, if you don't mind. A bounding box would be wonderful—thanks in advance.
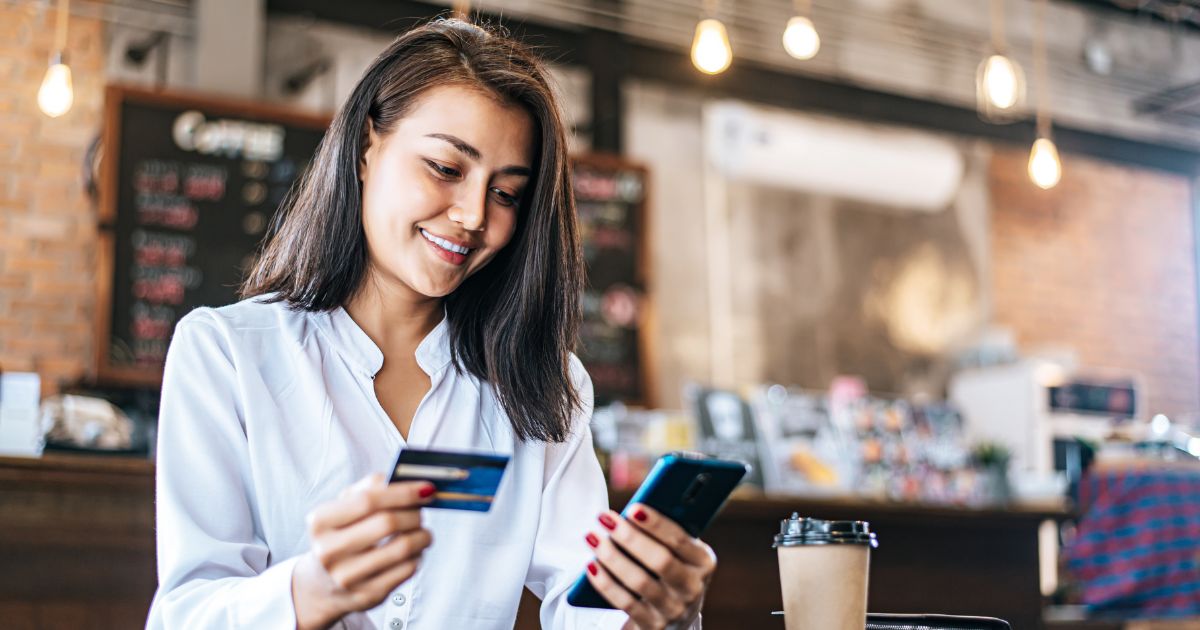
[490,187,520,208]
[424,159,461,180]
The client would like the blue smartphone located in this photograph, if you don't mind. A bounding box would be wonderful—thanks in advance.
[566,452,749,609]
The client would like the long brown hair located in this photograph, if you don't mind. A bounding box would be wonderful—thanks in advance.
[243,18,583,443]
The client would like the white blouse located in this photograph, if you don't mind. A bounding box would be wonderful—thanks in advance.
[145,296,632,629]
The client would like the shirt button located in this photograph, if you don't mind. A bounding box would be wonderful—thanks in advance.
[391,593,406,606]
[389,619,403,630]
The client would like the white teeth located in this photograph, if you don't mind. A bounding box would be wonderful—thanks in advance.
[420,229,470,255]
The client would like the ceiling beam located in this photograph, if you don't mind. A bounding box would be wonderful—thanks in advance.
[267,0,1200,176]
[1064,0,1200,31]
[264,0,584,64]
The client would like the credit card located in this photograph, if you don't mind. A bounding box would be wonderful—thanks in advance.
[388,447,510,512]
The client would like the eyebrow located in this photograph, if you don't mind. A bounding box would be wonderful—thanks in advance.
[426,133,532,177]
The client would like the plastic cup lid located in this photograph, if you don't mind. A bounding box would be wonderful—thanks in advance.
[773,513,879,548]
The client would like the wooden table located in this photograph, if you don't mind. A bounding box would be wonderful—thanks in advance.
[691,492,1063,629]
[1046,616,1200,630]
[1,455,1067,629]
[515,490,1068,629]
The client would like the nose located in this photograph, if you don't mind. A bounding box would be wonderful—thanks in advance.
[448,190,486,232]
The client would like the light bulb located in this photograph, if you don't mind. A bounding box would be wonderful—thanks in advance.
[1028,137,1062,190]
[782,15,820,60]
[691,18,732,75]
[38,61,74,118]
[980,54,1020,110]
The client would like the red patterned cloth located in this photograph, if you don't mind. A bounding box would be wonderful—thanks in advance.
[1064,463,1200,618]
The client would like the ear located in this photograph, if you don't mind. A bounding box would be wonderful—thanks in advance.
[359,117,378,182]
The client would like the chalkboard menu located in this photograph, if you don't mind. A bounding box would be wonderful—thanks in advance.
[95,85,329,385]
[572,154,651,406]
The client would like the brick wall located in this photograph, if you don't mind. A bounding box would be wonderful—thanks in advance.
[0,4,105,395]
[990,146,1200,416]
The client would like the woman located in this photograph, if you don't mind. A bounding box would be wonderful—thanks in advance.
[147,18,715,630]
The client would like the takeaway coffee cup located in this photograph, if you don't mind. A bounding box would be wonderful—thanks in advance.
[773,513,878,630]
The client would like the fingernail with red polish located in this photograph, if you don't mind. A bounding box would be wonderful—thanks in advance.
[585,532,600,548]
[598,513,617,530]
[587,561,598,576]
[632,507,648,522]
[418,484,436,498]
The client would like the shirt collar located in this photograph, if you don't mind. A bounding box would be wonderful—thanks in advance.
[414,314,451,375]
[318,307,451,378]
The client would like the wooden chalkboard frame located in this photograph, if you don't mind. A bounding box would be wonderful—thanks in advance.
[571,153,656,408]
[93,85,331,387]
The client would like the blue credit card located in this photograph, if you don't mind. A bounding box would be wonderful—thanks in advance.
[388,448,510,512]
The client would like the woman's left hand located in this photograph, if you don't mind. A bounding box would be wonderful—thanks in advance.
[584,504,716,630]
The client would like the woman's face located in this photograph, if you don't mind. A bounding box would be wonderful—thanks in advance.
[358,84,535,299]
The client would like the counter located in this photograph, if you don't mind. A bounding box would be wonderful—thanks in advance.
[0,455,1067,629]
[0,454,155,628]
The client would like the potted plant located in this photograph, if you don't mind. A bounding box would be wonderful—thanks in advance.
[971,441,1012,505]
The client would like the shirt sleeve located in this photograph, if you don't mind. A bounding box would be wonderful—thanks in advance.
[145,310,301,630]
[526,358,702,630]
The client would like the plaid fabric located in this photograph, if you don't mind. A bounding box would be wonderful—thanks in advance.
[1064,465,1200,618]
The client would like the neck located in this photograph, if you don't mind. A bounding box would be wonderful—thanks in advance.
[344,271,443,355]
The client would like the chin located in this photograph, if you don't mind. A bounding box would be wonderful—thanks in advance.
[410,276,463,299]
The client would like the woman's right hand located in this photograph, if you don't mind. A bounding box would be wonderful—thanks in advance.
[292,473,435,630]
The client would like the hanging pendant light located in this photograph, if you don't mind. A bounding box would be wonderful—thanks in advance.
[1027,0,1061,189]
[976,0,1024,123]
[979,55,1021,109]
[38,53,73,118]
[782,0,820,60]
[691,0,733,74]
[1028,136,1062,189]
[38,0,74,118]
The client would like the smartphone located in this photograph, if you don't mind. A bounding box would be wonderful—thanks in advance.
[566,452,749,609]
[865,614,1011,629]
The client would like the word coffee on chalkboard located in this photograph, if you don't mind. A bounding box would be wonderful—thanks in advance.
[572,155,650,406]
[95,86,329,385]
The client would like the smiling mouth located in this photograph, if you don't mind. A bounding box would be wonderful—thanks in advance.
[419,228,474,256]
